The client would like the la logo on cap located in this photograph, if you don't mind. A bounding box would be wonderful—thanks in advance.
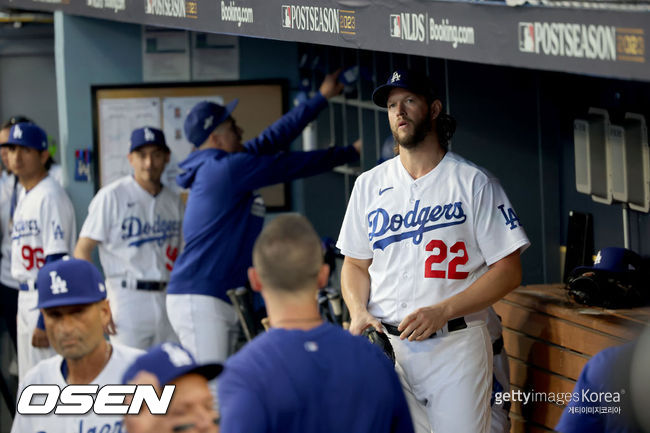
[49,270,68,295]
[13,125,23,139]
[204,115,214,130]
[144,128,155,142]
[162,343,192,367]
[391,72,401,83]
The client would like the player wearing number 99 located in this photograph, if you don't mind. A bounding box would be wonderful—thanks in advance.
[1,122,76,382]
[337,69,530,433]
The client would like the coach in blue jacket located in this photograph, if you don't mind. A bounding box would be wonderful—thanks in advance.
[166,71,359,400]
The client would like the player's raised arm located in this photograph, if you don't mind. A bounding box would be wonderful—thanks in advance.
[340,256,381,335]
[318,69,345,99]
[245,69,345,155]
[74,236,99,262]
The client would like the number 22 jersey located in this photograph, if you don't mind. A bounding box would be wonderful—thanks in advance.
[337,152,530,325]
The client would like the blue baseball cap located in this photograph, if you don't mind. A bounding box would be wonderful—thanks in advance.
[372,69,435,108]
[0,123,48,151]
[36,257,107,309]
[184,99,239,147]
[130,127,169,153]
[573,247,642,275]
[122,342,222,385]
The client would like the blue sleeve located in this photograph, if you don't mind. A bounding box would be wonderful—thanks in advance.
[218,365,267,433]
[244,92,328,155]
[229,146,359,194]
[555,362,603,433]
[555,349,613,433]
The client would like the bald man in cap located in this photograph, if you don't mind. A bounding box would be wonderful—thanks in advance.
[11,257,143,433]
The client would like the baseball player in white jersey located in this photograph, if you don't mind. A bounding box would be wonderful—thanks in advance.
[1,122,76,382]
[337,69,530,433]
[75,126,182,350]
[1,116,63,352]
[376,139,513,433]
[11,257,144,433]
[0,119,22,351]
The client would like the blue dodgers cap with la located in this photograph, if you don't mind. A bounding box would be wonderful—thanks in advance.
[36,257,107,309]
[372,69,435,108]
[122,342,222,385]
[0,123,48,151]
[184,99,239,147]
[130,126,169,153]
[573,247,642,275]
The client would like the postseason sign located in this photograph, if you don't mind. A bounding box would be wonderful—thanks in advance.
[0,0,647,82]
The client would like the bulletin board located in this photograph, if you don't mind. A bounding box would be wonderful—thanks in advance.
[91,80,290,209]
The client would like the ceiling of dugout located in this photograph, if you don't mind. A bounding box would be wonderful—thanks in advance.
[0,0,647,82]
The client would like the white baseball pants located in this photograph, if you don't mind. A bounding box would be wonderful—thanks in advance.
[106,282,178,350]
[389,320,493,433]
[166,293,240,403]
[16,290,55,382]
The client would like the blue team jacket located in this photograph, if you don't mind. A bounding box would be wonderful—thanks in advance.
[168,93,359,302]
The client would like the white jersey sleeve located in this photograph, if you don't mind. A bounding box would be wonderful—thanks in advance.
[79,187,115,243]
[0,176,19,288]
[336,179,374,260]
[40,194,77,257]
[48,163,64,186]
[11,177,76,282]
[473,178,530,266]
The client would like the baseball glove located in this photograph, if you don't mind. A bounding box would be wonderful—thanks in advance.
[567,271,648,309]
[362,327,395,365]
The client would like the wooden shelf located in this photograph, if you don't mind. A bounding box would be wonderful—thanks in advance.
[495,284,648,431]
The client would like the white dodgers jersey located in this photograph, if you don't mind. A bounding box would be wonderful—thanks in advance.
[10,176,76,283]
[0,175,21,288]
[79,176,184,281]
[11,343,144,433]
[337,152,530,325]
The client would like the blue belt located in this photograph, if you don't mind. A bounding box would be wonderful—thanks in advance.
[19,282,36,291]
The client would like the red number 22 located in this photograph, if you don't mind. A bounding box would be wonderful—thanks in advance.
[424,240,469,279]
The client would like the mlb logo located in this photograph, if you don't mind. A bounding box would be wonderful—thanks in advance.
[145,0,153,14]
[389,14,401,38]
[518,22,535,53]
[281,6,292,28]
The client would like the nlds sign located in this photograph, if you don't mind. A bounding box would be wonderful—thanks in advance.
[389,13,426,42]
[17,384,175,415]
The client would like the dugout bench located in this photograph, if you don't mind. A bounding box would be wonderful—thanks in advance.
[495,284,650,433]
